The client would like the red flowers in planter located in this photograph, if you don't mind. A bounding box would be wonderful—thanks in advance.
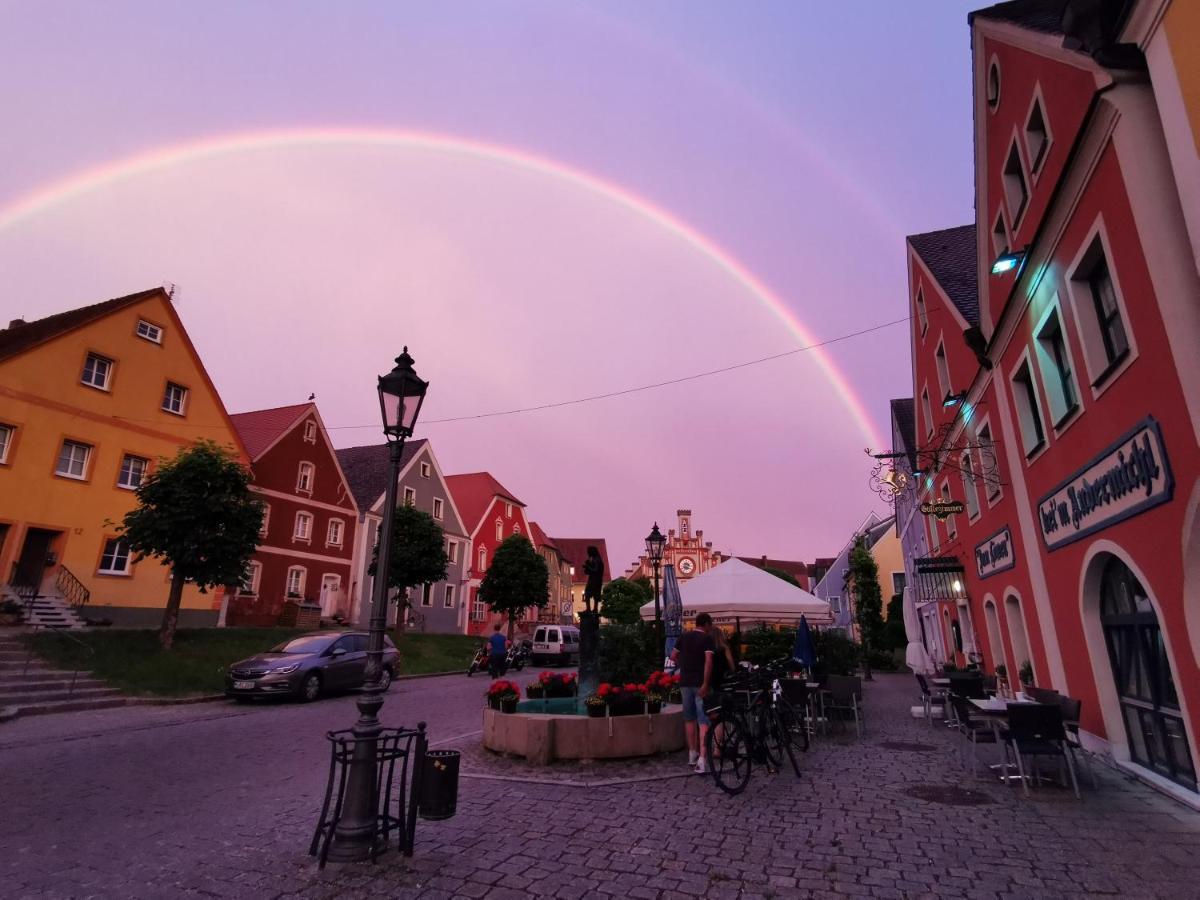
[536,671,578,697]
[646,670,680,692]
[486,680,520,701]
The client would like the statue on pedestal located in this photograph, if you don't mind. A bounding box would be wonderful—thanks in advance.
[578,546,605,702]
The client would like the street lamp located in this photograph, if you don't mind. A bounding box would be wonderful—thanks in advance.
[645,523,667,627]
[328,347,428,863]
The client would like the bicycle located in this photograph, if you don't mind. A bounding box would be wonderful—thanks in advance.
[705,660,808,795]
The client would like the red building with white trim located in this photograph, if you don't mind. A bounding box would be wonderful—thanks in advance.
[896,1,1200,806]
[226,403,357,626]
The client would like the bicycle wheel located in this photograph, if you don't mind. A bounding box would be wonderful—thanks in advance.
[752,705,782,769]
[706,716,752,795]
[767,705,802,778]
[777,697,810,754]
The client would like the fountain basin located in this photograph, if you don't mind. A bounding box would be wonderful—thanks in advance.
[482,706,684,765]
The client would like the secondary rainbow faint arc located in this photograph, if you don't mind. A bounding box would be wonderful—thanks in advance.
[0,127,884,447]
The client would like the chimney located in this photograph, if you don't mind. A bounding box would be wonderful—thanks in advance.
[7,318,26,330]
[761,555,767,565]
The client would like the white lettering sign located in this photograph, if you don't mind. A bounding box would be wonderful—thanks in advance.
[1037,418,1173,551]
[974,527,1014,579]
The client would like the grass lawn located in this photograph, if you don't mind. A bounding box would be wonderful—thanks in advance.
[26,628,483,697]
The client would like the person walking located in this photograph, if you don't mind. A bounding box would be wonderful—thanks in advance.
[670,612,715,773]
[487,622,508,678]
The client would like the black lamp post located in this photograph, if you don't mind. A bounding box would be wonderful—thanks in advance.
[327,347,428,863]
[645,523,667,628]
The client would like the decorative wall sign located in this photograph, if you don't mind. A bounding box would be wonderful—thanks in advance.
[1037,417,1174,552]
[920,499,965,520]
[974,526,1014,579]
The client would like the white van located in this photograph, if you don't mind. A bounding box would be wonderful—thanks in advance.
[531,625,580,666]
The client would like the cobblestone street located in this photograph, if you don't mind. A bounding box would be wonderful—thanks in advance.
[2,672,1198,899]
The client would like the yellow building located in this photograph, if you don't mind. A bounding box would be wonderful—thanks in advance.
[0,288,248,626]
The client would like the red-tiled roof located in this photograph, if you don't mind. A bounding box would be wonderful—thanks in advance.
[529,521,558,552]
[0,288,165,362]
[552,537,610,585]
[444,472,524,535]
[335,440,428,512]
[735,556,811,586]
[229,403,313,460]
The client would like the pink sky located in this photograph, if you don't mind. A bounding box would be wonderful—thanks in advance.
[0,2,982,570]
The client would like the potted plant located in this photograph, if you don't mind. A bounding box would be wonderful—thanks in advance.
[1018,660,1034,688]
[538,671,578,698]
[525,682,545,699]
[585,688,609,718]
[645,671,677,713]
[611,682,648,717]
[486,679,520,712]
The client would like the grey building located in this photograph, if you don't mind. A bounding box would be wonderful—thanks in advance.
[336,439,470,634]
[811,511,894,637]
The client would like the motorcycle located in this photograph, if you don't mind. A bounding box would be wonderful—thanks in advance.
[506,640,531,672]
[466,645,489,677]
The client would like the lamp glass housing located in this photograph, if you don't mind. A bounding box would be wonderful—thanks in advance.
[645,523,666,564]
[377,347,429,441]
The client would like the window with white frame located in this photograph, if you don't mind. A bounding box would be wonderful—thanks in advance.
[240,561,261,595]
[1025,94,1050,173]
[495,520,503,542]
[941,483,957,539]
[992,211,1010,259]
[915,287,928,336]
[421,583,433,607]
[294,511,313,541]
[1034,301,1079,425]
[296,461,314,494]
[960,450,981,520]
[1002,141,1028,225]
[921,387,933,437]
[117,454,149,490]
[98,537,132,575]
[286,566,306,597]
[0,423,14,465]
[259,502,271,537]
[136,319,163,344]
[892,573,906,595]
[420,461,430,478]
[472,592,486,621]
[977,421,1001,500]
[56,440,91,480]
[504,502,513,518]
[161,382,188,415]
[513,523,521,536]
[1070,236,1131,384]
[432,498,443,520]
[444,584,456,608]
[447,540,459,564]
[326,518,344,547]
[478,547,487,571]
[403,486,415,506]
[987,59,1001,109]
[303,420,317,443]
[81,353,113,390]
[1010,357,1046,457]
[829,596,841,615]
[935,340,950,399]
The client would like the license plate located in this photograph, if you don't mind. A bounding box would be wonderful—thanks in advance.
[233,681,255,690]
[534,644,550,652]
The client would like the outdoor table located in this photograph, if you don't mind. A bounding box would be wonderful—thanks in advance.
[931,677,952,688]
[968,697,1038,783]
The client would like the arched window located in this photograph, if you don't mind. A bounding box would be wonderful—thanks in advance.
[495,520,503,542]
[983,598,1007,678]
[478,547,487,572]
[1004,593,1033,684]
[1100,556,1195,789]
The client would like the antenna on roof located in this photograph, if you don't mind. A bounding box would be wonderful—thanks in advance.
[163,282,178,300]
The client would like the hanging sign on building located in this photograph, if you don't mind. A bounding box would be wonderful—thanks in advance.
[920,499,965,520]
[974,526,1014,579]
[1037,417,1174,552]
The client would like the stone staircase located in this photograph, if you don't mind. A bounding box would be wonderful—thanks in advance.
[21,592,89,629]
[0,633,126,720]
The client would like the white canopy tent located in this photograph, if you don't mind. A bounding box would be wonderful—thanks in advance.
[639,557,833,627]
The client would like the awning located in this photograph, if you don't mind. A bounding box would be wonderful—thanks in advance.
[912,556,968,604]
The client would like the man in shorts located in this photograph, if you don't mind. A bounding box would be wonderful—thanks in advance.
[670,612,715,773]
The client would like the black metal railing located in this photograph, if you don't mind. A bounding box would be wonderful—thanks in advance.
[22,625,94,697]
[55,565,90,610]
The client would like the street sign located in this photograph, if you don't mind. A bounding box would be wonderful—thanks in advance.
[920,499,965,520]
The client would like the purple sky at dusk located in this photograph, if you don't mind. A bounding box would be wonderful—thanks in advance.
[0,2,983,571]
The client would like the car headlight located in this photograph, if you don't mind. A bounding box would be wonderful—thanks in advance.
[272,663,301,674]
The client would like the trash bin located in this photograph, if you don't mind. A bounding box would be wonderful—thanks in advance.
[417,749,460,820]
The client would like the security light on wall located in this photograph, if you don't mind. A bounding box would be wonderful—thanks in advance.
[943,390,968,407]
[991,248,1026,275]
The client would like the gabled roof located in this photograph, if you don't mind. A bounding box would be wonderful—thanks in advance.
[552,537,610,585]
[0,288,163,363]
[529,521,558,553]
[335,440,428,512]
[230,403,313,460]
[969,0,1068,35]
[864,515,898,548]
[890,397,917,469]
[908,224,979,327]
[444,472,524,535]
[734,557,811,585]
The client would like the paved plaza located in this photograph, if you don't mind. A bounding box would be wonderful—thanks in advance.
[2,671,1198,899]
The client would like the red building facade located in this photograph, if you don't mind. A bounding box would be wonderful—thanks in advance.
[898,2,1200,806]
[226,404,357,627]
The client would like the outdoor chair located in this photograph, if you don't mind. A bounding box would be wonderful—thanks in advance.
[1057,695,1097,789]
[949,695,1000,776]
[1003,703,1081,799]
[823,675,864,738]
[915,673,946,727]
[981,675,998,696]
[1027,686,1060,705]
[948,672,986,699]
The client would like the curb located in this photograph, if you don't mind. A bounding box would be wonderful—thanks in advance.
[398,670,463,681]
[0,705,16,723]
[124,693,227,707]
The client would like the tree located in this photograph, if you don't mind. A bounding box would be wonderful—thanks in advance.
[600,577,649,624]
[845,535,885,680]
[120,440,263,650]
[764,566,801,588]
[479,534,548,637]
[629,575,653,597]
[368,503,449,635]
[883,594,907,651]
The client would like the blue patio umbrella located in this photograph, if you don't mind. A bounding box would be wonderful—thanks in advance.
[661,564,682,663]
[792,614,816,669]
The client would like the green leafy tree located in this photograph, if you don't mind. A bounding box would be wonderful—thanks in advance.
[764,566,801,588]
[369,503,449,635]
[883,594,907,651]
[846,535,885,680]
[600,577,649,624]
[479,534,548,637]
[743,624,796,666]
[629,575,653,597]
[119,440,263,650]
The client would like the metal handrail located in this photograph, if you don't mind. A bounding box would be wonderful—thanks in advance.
[23,624,95,697]
[54,565,91,610]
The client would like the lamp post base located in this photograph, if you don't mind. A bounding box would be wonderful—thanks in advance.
[325,687,385,862]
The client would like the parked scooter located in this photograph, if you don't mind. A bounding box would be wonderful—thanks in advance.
[466,644,489,677]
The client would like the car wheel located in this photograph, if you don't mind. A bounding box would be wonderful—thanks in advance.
[233,696,252,704]
[378,667,393,692]
[298,672,321,703]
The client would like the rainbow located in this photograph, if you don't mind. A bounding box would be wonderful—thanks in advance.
[0,127,885,447]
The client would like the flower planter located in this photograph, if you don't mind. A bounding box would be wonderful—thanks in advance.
[488,698,501,711]
[610,700,643,717]
[646,701,662,715]
[500,697,518,714]
[526,687,545,699]
[586,704,607,718]
[544,687,577,699]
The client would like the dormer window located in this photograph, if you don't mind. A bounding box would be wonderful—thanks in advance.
[136,319,163,344]
[296,461,314,494]
[1003,142,1028,226]
[1025,94,1050,173]
[303,420,317,444]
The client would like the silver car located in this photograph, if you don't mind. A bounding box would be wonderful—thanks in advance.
[225,631,399,702]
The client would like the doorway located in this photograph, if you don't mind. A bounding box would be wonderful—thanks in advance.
[13,528,58,593]
[1100,555,1196,791]
[319,574,342,617]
